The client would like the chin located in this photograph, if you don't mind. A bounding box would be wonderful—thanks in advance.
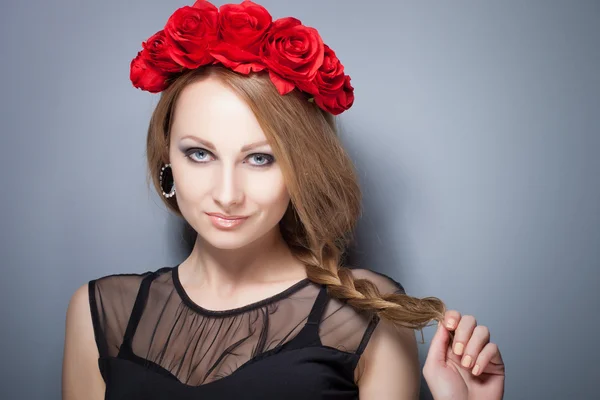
[202,233,258,250]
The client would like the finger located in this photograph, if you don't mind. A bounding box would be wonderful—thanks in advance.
[444,309,461,331]
[425,321,451,367]
[472,342,502,376]
[460,325,490,369]
[452,315,477,356]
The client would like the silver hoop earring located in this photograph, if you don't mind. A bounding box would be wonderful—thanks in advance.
[160,163,176,198]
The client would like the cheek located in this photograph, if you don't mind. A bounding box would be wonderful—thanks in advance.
[174,169,212,199]
[247,171,289,206]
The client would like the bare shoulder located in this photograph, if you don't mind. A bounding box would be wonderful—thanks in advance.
[67,282,92,311]
[62,283,105,400]
[350,268,419,399]
[357,316,420,399]
[64,283,95,346]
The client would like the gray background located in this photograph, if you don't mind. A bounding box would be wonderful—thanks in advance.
[1,0,598,399]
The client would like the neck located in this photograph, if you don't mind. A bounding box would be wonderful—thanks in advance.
[180,226,306,291]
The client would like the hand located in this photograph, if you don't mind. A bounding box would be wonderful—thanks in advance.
[422,310,505,400]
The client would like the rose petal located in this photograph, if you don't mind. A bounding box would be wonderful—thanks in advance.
[268,70,296,95]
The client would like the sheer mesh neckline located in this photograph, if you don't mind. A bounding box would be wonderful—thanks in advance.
[171,264,312,317]
[89,266,403,393]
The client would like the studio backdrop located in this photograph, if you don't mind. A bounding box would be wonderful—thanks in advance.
[0,0,598,399]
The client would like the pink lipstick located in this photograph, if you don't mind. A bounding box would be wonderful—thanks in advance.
[206,213,248,230]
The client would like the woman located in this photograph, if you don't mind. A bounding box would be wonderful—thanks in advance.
[62,1,505,399]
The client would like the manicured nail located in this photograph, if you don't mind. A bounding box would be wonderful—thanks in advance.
[472,364,481,375]
[446,318,456,329]
[454,342,464,356]
[461,355,472,368]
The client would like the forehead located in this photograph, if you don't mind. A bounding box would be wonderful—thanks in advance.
[171,77,267,145]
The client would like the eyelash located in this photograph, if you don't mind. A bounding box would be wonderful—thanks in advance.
[184,147,275,167]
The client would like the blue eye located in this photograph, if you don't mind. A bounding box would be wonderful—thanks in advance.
[248,153,274,166]
[186,149,212,162]
[184,148,274,167]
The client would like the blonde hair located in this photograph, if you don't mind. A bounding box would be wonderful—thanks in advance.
[146,66,446,334]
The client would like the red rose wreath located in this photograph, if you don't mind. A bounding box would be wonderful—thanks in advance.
[130,0,354,115]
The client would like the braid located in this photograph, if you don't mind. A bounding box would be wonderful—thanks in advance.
[289,240,447,342]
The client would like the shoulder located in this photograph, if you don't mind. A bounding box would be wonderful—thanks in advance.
[64,269,150,329]
[87,266,171,319]
[348,269,419,398]
[64,281,101,357]
[349,268,406,295]
[65,282,95,331]
[89,266,166,284]
[85,266,173,355]
[88,265,171,295]
[357,312,420,398]
[63,283,106,398]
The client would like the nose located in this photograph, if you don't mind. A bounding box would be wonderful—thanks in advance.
[212,163,244,209]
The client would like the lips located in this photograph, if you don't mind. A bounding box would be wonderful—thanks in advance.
[206,213,247,220]
[207,213,249,230]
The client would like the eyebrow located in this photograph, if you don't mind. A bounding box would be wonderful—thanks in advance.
[181,136,270,152]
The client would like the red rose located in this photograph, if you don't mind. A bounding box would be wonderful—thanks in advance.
[295,44,343,97]
[314,45,345,95]
[219,0,272,51]
[130,51,170,93]
[314,74,354,115]
[260,17,325,95]
[142,30,182,73]
[210,0,272,74]
[164,1,219,69]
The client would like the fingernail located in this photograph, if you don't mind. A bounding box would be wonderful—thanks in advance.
[453,342,464,355]
[461,355,472,368]
[446,318,456,329]
[472,364,481,375]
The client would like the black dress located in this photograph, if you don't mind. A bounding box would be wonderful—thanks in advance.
[88,264,404,399]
